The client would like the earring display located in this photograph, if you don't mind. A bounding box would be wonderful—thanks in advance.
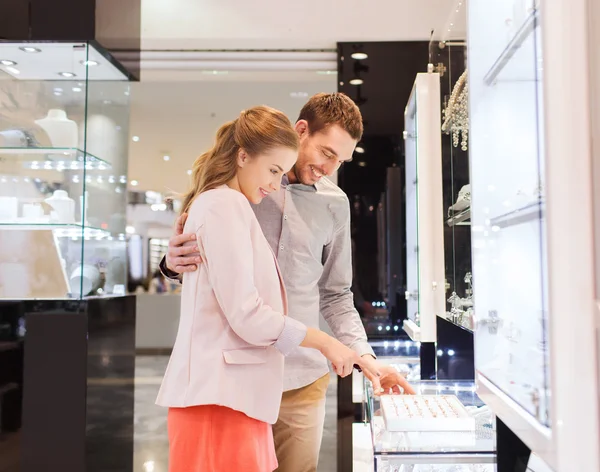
[381,395,475,432]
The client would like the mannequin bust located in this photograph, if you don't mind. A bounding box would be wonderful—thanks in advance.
[34,109,78,148]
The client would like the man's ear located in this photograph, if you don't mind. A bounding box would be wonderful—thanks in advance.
[295,120,309,139]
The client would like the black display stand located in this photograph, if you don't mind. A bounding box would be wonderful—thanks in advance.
[0,296,136,472]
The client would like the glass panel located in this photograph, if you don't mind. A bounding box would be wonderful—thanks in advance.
[468,0,550,425]
[0,41,130,299]
[404,92,420,329]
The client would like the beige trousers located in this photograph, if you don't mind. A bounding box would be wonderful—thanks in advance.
[273,374,330,472]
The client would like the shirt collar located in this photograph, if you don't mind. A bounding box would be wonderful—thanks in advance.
[281,173,318,193]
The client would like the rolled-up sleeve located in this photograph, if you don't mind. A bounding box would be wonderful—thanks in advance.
[199,192,306,354]
[319,199,375,358]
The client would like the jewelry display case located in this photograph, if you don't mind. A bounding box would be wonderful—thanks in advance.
[403,71,444,344]
[0,41,131,299]
[429,1,474,335]
[364,379,496,471]
[468,0,600,469]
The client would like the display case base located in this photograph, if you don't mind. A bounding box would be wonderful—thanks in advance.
[0,296,136,472]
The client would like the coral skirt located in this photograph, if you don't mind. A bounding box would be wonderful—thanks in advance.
[168,404,278,472]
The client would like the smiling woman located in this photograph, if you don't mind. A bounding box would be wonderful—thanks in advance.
[180,105,299,213]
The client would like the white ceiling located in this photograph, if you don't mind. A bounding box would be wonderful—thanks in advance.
[127,0,467,193]
[141,0,461,49]
[127,77,336,193]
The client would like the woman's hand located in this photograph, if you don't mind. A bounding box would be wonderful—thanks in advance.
[319,337,381,381]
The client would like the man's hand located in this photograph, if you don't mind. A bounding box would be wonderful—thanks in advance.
[360,355,416,395]
[166,213,202,274]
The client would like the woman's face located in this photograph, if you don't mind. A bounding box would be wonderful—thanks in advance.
[237,146,298,204]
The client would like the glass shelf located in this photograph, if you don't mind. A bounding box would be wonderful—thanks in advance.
[0,223,121,239]
[489,199,544,229]
[447,208,471,227]
[484,9,539,85]
[0,147,111,170]
[365,380,496,458]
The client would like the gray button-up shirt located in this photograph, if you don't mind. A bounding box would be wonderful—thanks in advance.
[253,175,374,391]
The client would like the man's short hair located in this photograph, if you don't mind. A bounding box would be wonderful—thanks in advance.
[297,92,363,141]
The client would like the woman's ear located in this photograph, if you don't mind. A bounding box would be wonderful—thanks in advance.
[237,148,248,168]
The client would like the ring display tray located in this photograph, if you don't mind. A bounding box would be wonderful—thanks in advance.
[381,395,475,432]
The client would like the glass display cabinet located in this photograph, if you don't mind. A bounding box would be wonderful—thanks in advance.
[364,378,496,471]
[0,41,131,299]
[468,0,600,469]
[403,70,445,343]
[429,8,474,334]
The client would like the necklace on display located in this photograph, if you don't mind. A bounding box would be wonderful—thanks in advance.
[442,70,469,151]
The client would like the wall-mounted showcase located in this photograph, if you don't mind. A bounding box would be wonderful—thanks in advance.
[402,70,445,344]
[0,41,131,299]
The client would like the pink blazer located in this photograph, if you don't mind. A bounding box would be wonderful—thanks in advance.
[156,186,307,424]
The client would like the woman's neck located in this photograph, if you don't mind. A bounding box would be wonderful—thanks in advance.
[226,176,242,192]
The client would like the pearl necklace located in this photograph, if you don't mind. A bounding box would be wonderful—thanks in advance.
[442,70,469,151]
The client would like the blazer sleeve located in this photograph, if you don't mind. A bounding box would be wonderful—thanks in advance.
[197,191,307,355]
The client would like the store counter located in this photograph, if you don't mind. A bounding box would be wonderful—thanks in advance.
[353,378,497,471]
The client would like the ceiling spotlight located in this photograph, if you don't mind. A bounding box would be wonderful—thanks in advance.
[130,180,139,186]
[163,155,170,161]
[6,67,20,75]
[351,52,368,60]
[81,60,99,67]
[132,136,140,142]
[20,46,41,53]
[187,170,193,176]
[355,146,365,154]
[72,87,82,92]
[0,60,16,66]
[58,72,76,78]
[316,70,337,75]
[349,78,363,86]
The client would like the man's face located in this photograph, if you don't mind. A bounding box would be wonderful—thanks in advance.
[290,121,358,185]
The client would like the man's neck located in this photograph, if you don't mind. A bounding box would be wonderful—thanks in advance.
[286,169,298,184]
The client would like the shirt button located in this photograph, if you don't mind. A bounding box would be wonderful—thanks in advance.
[280,245,284,251]
[283,215,288,220]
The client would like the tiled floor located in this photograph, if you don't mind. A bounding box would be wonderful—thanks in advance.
[134,356,338,472]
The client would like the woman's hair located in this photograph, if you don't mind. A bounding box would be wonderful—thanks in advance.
[180,106,299,215]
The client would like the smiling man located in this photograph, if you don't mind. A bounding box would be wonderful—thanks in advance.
[161,93,414,472]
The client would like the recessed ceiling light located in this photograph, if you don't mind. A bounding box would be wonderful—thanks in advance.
[349,78,363,86]
[357,161,367,167]
[187,170,192,175]
[355,146,365,153]
[6,67,20,75]
[132,136,140,142]
[202,70,229,75]
[0,60,16,66]
[316,70,337,75]
[351,52,368,60]
[81,60,99,67]
[58,72,76,78]
[20,46,41,53]
[130,180,139,186]
[163,155,170,161]
[124,90,130,96]
[72,87,82,92]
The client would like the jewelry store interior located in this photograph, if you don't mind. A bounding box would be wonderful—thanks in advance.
[1,0,599,471]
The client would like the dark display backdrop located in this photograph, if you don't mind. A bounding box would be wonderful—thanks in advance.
[337,41,429,329]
